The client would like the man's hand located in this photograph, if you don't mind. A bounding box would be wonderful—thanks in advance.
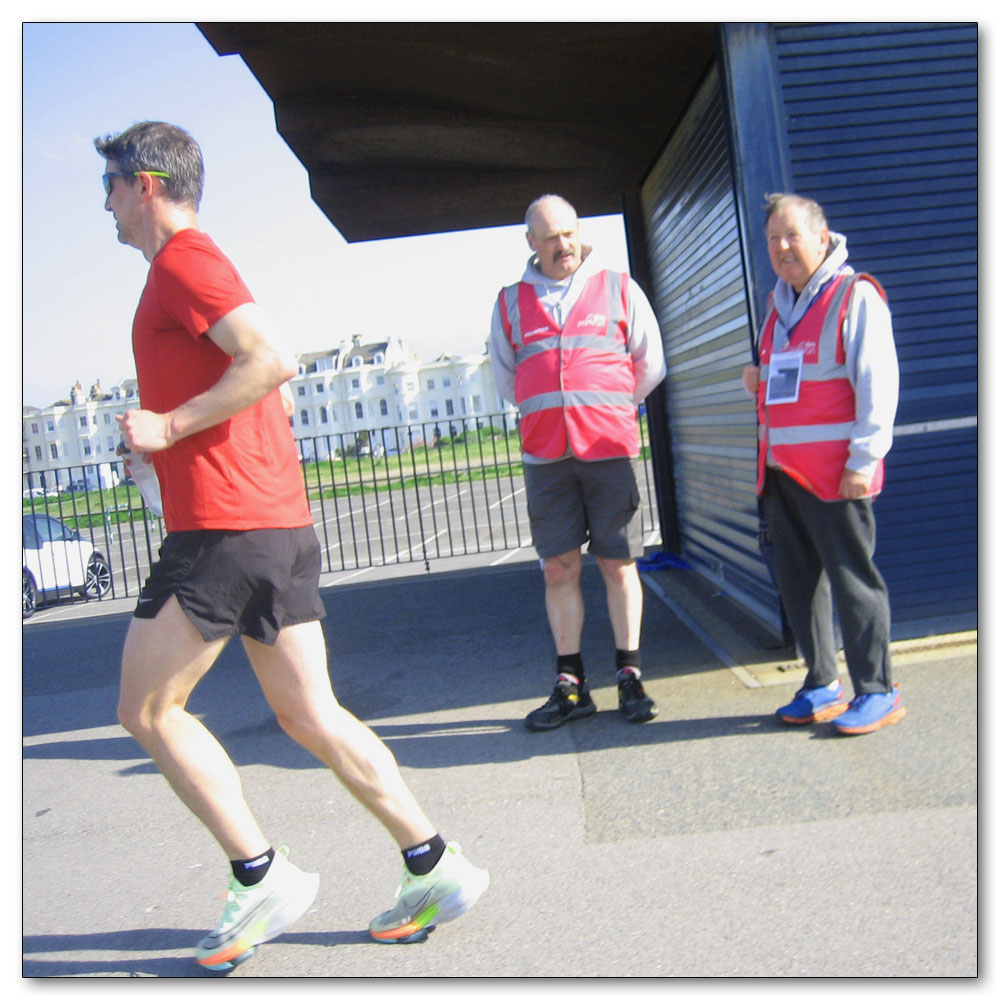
[839,469,872,500]
[116,409,173,453]
[742,364,760,395]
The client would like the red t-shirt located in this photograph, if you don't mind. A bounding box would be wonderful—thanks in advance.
[132,229,312,532]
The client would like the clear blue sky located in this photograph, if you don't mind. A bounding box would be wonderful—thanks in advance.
[21,21,630,409]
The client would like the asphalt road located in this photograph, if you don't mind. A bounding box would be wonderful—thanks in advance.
[21,559,979,978]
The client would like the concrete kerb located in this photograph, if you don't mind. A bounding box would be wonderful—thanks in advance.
[638,563,978,689]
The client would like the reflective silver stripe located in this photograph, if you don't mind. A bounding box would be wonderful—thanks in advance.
[817,278,854,365]
[516,335,627,363]
[801,358,848,381]
[519,390,635,414]
[893,416,977,436]
[563,390,634,408]
[515,336,562,361]
[518,391,564,415]
[502,285,522,346]
[563,334,628,354]
[769,422,855,445]
[607,271,625,334]
[763,360,844,380]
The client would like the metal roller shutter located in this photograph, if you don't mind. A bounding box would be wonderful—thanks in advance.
[641,65,781,629]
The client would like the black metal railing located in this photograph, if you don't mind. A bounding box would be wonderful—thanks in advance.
[21,413,661,613]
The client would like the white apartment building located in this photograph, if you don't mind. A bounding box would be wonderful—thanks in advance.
[22,378,140,492]
[291,335,516,461]
[22,338,516,489]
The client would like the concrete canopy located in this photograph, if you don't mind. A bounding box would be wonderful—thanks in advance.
[197,22,717,242]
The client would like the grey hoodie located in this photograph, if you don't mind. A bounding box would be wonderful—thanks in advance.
[765,231,899,479]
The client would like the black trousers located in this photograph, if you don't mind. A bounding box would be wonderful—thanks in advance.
[763,468,893,695]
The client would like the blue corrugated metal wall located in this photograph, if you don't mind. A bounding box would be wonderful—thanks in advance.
[771,21,978,635]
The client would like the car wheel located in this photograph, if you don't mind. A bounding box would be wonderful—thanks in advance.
[83,554,112,598]
[23,571,37,619]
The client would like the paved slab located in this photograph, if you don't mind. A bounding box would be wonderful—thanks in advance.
[21,560,978,977]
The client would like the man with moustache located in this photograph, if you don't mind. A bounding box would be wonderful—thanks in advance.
[490,194,667,731]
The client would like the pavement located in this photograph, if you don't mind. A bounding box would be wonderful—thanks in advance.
[21,553,979,979]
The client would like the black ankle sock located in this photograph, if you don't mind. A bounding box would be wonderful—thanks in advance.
[402,834,446,876]
[557,653,585,684]
[616,649,641,675]
[231,847,275,887]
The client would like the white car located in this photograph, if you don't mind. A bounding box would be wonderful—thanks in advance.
[22,513,112,618]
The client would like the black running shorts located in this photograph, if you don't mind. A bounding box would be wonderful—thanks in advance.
[133,526,326,644]
[522,457,645,560]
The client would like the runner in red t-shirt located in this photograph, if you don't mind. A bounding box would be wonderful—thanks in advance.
[97,121,487,970]
[132,227,311,531]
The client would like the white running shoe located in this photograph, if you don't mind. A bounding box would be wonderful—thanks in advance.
[369,842,489,943]
[195,846,319,971]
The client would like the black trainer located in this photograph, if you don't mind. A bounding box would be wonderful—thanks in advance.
[617,667,658,723]
[524,673,597,731]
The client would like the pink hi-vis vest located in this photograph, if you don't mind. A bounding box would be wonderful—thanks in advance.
[756,272,888,502]
[497,270,638,460]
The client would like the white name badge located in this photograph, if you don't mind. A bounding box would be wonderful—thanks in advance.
[765,350,803,404]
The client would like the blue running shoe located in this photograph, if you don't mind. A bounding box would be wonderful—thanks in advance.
[776,680,848,724]
[832,684,906,735]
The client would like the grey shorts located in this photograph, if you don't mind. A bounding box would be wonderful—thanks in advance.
[133,526,326,644]
[522,457,645,560]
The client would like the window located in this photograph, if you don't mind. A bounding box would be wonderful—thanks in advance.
[84,442,92,456]
[352,356,362,368]
[351,377,361,390]
[354,402,364,419]
[31,423,38,434]
[47,421,54,432]
[408,405,418,420]
[49,443,58,460]
[315,383,325,393]
[430,402,439,417]
[300,409,310,426]
[373,352,384,365]
[472,395,482,413]
[376,375,385,386]
[443,376,451,388]
[320,408,329,424]
[427,378,435,390]
[34,446,42,461]
[79,416,88,428]
[297,385,306,396]
[104,413,112,423]
[107,436,115,450]
[445,399,455,416]
[379,399,388,416]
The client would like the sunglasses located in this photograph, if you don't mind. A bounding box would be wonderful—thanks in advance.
[102,170,170,196]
